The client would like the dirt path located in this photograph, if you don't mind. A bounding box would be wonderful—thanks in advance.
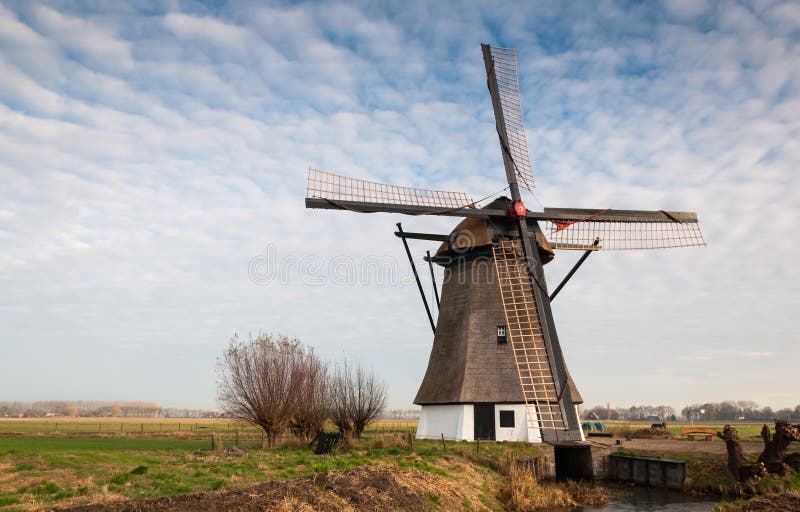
[589,438,764,455]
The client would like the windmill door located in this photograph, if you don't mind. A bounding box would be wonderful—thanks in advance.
[474,404,495,440]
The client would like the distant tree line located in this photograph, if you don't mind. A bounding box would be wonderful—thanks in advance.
[217,333,386,447]
[681,401,800,422]
[0,401,219,418]
[0,401,159,418]
[583,404,677,421]
[380,409,420,420]
[583,401,800,422]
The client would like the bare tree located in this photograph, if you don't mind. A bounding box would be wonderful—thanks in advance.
[289,349,330,442]
[330,360,386,439]
[217,333,310,447]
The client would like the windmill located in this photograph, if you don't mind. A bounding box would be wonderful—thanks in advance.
[304,45,705,448]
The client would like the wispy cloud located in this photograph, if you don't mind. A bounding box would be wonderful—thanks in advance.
[0,1,797,410]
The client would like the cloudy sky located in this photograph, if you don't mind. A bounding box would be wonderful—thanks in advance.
[1,0,798,412]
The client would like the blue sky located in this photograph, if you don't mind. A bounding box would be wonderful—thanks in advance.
[0,0,798,411]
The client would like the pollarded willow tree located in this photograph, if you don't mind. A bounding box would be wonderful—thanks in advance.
[330,360,387,439]
[217,333,324,447]
[288,348,330,442]
[718,420,800,483]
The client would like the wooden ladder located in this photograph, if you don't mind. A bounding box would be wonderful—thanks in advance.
[493,239,566,432]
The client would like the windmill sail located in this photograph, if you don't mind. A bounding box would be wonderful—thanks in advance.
[484,44,583,441]
[493,238,568,432]
[538,207,706,251]
[484,45,535,190]
[306,167,475,211]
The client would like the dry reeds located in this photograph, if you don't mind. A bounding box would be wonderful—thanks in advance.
[500,462,575,511]
[369,433,407,450]
[498,456,609,511]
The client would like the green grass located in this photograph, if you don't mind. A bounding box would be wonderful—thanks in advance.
[0,436,208,454]
[11,422,790,510]
[0,494,20,507]
[423,492,442,509]
[0,419,249,436]
[0,433,534,509]
[0,418,417,436]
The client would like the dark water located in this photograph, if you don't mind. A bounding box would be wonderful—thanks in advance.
[576,487,719,511]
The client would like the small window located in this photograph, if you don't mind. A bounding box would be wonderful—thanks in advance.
[499,410,515,428]
[496,325,507,344]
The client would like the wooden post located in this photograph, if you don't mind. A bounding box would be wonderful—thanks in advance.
[140,424,144,434]
[236,429,239,446]
[211,433,224,453]
[441,433,446,450]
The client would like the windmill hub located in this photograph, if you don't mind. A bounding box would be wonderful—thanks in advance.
[509,201,527,219]
[304,44,705,447]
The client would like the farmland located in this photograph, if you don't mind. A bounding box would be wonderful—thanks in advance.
[0,418,796,511]
[0,418,416,438]
[0,417,769,439]
[0,419,521,511]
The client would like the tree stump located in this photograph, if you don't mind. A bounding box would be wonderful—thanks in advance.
[756,420,800,475]
[785,452,800,473]
[718,421,800,483]
[717,425,766,483]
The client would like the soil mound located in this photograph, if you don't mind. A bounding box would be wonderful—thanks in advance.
[58,465,491,512]
[626,427,672,440]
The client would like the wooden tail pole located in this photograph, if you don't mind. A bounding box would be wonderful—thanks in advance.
[397,223,436,334]
[426,250,441,309]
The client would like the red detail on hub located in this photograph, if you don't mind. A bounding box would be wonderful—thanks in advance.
[510,201,527,219]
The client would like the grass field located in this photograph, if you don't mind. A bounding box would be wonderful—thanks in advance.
[0,429,532,511]
[0,418,790,510]
[0,418,417,436]
[0,418,766,439]
[599,420,768,440]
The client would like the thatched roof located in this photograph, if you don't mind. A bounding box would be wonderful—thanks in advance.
[414,255,582,406]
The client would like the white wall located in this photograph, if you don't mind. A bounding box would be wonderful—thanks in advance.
[494,404,542,443]
[418,403,581,443]
[416,404,474,441]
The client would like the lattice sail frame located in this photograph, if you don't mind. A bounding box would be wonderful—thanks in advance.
[542,218,706,251]
[492,239,566,432]
[488,46,535,190]
[306,167,474,209]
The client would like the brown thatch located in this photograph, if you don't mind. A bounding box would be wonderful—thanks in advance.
[414,253,582,406]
